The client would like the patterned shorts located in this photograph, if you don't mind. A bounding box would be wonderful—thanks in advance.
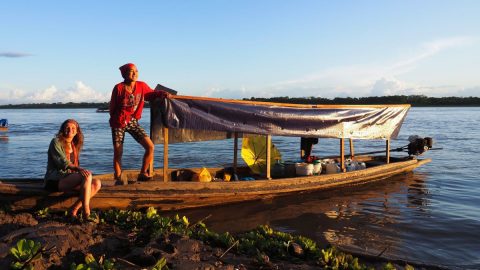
[111,118,148,144]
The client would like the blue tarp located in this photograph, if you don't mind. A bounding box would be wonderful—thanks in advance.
[150,96,410,144]
[0,119,8,127]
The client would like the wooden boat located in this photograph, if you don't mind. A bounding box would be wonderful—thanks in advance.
[0,156,430,211]
[0,93,432,211]
[96,107,109,113]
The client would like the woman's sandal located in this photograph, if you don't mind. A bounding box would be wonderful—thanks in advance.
[137,173,153,182]
[114,173,128,185]
[66,214,81,224]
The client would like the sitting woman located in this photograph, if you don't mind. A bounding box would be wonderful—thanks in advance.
[44,119,101,218]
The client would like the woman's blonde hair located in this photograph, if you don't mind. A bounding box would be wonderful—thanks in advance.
[56,119,84,154]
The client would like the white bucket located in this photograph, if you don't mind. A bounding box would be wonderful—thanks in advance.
[295,163,314,176]
[313,162,322,174]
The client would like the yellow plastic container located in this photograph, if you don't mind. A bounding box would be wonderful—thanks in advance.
[192,167,212,182]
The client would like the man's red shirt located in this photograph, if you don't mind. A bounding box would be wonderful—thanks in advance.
[109,81,166,128]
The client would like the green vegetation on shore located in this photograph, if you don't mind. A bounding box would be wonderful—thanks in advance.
[1,95,480,109]
[0,102,110,109]
[245,95,480,106]
[1,207,425,270]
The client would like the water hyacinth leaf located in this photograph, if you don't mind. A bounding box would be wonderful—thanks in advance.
[36,207,50,218]
[10,246,21,260]
[152,257,168,270]
[84,253,96,264]
[32,241,42,256]
[11,261,24,270]
[146,207,157,218]
[405,265,415,270]
[103,259,115,269]
[70,263,88,270]
[10,239,41,262]
[384,262,397,270]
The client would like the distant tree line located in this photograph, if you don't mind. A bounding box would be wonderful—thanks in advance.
[0,102,110,109]
[1,95,480,108]
[244,95,480,106]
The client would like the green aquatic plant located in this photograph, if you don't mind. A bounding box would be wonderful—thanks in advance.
[35,207,50,218]
[9,238,42,270]
[295,235,319,256]
[319,246,372,270]
[95,208,393,269]
[152,257,169,270]
[70,253,115,270]
[235,225,318,261]
[238,226,286,258]
[99,208,194,244]
[254,250,271,267]
[101,209,147,231]
[190,225,236,248]
[146,206,157,219]
[383,262,397,270]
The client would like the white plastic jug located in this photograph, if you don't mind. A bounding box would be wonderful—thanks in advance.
[313,162,322,175]
[295,163,314,176]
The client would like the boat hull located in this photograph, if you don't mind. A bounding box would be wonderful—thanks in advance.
[0,157,430,211]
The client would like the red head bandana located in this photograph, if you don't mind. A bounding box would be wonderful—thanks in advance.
[119,63,136,76]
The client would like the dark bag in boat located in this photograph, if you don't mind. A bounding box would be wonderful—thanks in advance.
[171,169,195,181]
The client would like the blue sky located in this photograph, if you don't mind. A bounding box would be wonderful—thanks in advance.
[1,1,479,104]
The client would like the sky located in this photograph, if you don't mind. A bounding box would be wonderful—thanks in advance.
[1,1,479,104]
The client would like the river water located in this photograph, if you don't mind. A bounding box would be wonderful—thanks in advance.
[0,107,479,269]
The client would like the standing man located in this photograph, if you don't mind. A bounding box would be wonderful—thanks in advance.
[109,63,169,182]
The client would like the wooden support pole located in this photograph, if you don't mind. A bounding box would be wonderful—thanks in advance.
[349,138,355,159]
[340,138,346,172]
[163,127,169,182]
[386,139,390,164]
[149,117,154,178]
[266,135,272,179]
[233,132,238,173]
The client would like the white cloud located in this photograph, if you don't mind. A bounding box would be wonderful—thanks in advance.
[271,65,381,95]
[370,77,428,96]
[263,36,477,98]
[368,77,480,97]
[388,36,475,74]
[199,84,357,99]
[28,85,59,102]
[450,86,480,97]
[3,36,474,103]
[0,81,110,104]
[203,86,250,99]
[63,81,109,102]
[2,88,27,100]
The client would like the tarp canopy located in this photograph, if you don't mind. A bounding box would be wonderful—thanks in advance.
[150,96,410,144]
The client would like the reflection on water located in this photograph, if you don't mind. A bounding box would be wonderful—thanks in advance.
[175,172,475,268]
[175,173,428,250]
[0,135,8,142]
